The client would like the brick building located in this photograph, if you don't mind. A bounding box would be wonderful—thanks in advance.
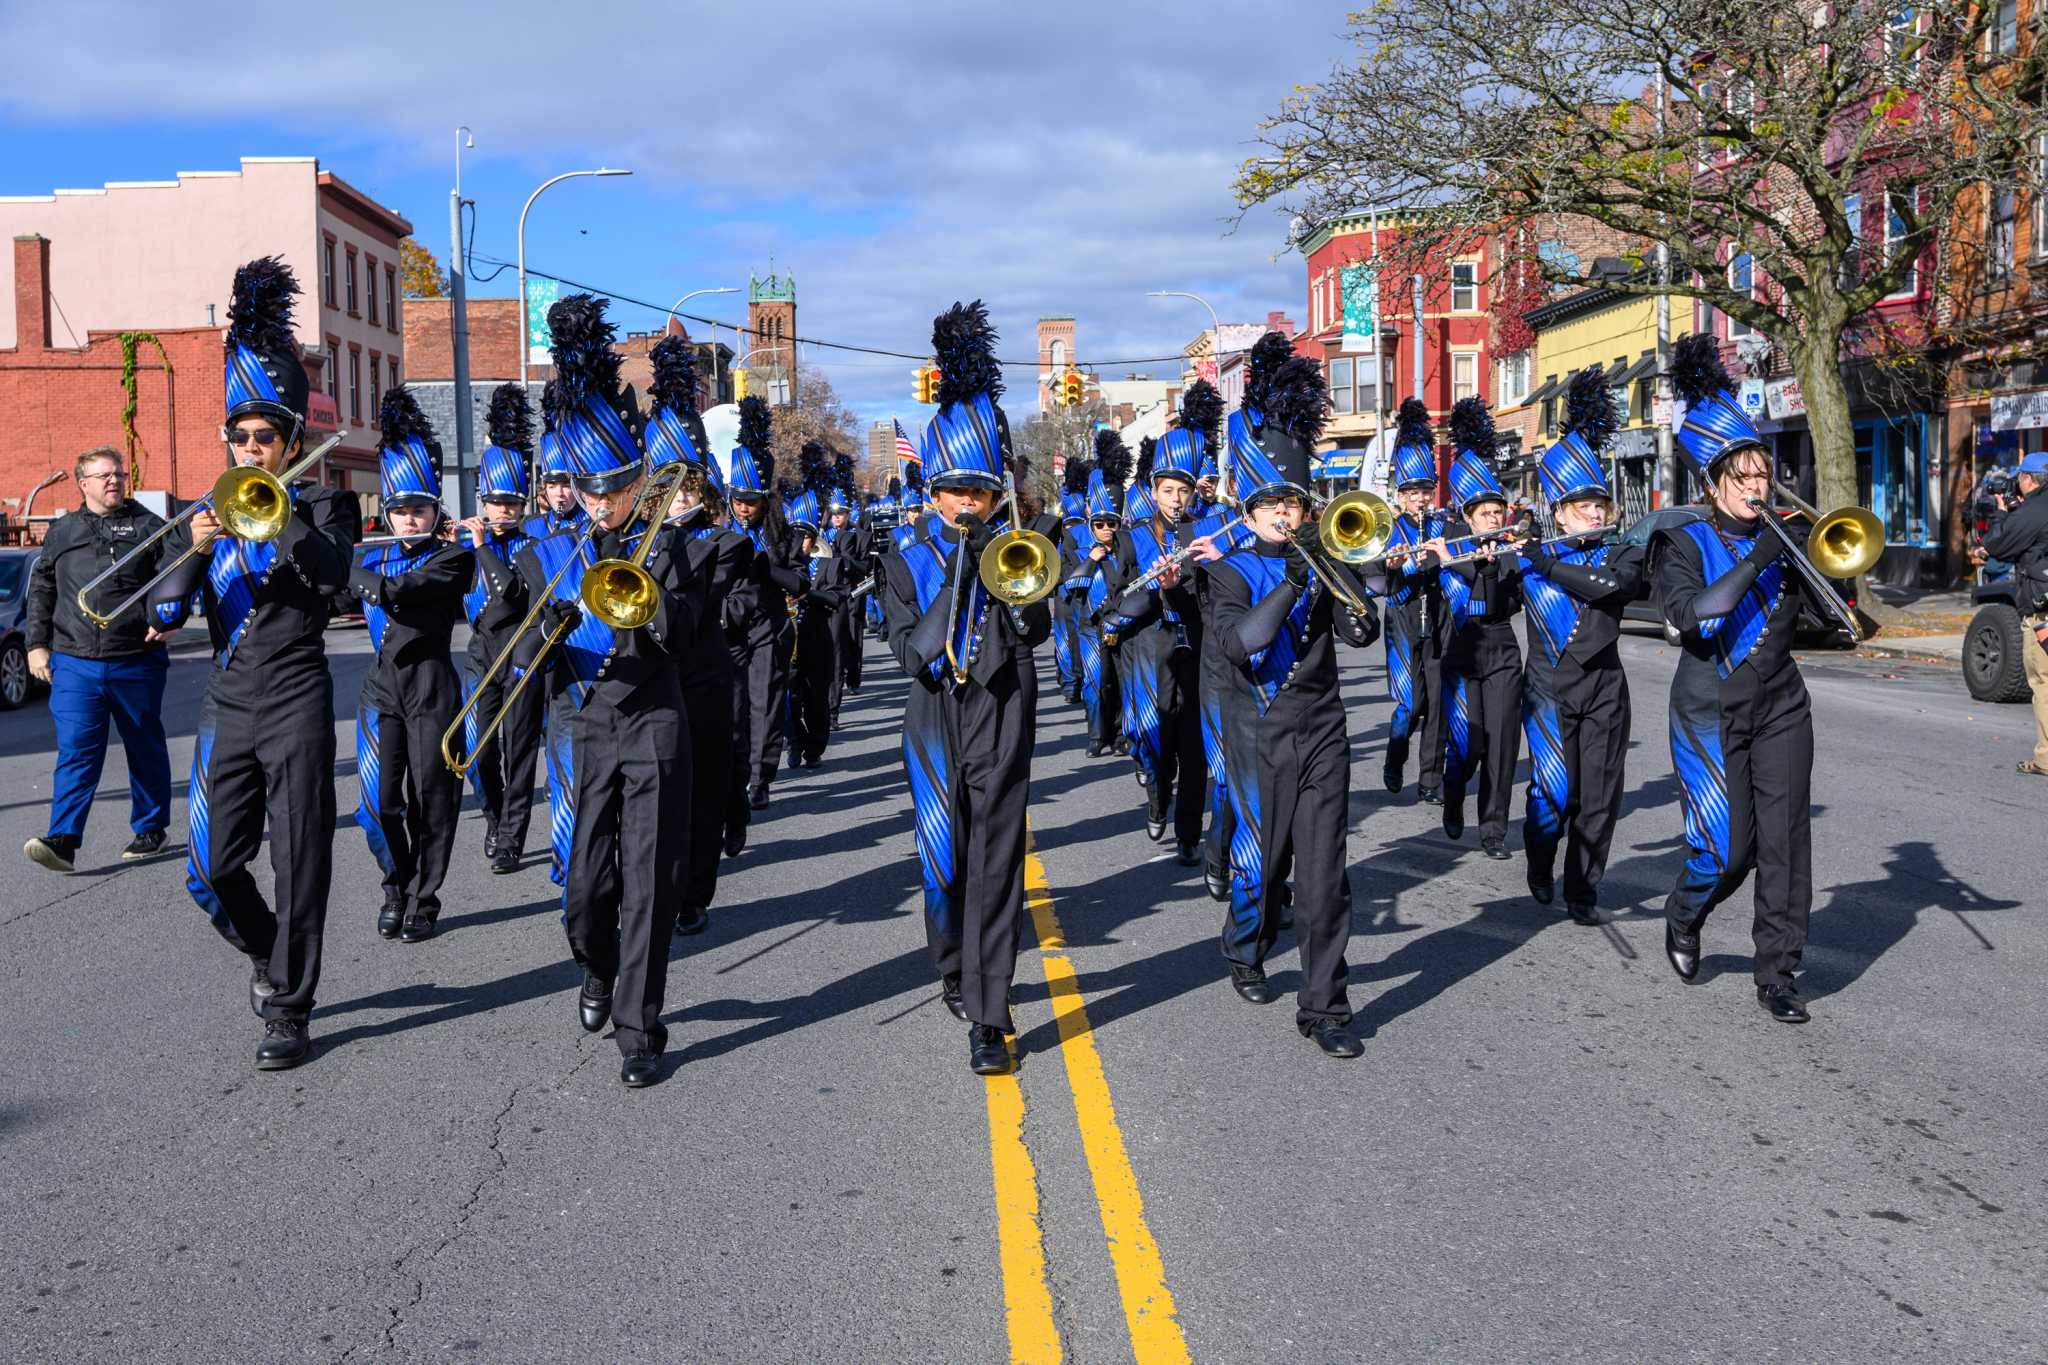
[744,271,796,406]
[0,156,411,499]
[1036,316,1076,412]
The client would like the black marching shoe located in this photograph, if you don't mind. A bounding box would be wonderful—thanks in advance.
[1299,1018,1364,1059]
[748,785,770,811]
[376,899,405,940]
[1382,763,1402,795]
[676,904,709,936]
[1757,985,1810,1023]
[1527,876,1556,906]
[1417,787,1443,807]
[24,834,79,873]
[122,830,168,860]
[482,828,498,860]
[969,1024,1011,1075]
[399,909,438,944]
[1664,920,1701,982]
[249,959,279,1018]
[1175,841,1200,868]
[723,823,748,859]
[1204,864,1230,902]
[491,847,521,875]
[1480,836,1509,861]
[1086,740,1107,758]
[1567,902,1601,926]
[255,1018,310,1070]
[1229,964,1276,1005]
[941,973,969,1021]
[578,973,614,1033]
[1113,736,1130,757]
[620,1050,662,1087]
[1145,790,1169,843]
[1442,805,1465,841]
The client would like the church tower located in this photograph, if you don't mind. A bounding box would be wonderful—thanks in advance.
[1036,316,1075,410]
[747,269,797,404]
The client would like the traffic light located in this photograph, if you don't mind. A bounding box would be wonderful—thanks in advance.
[913,365,942,404]
[1061,369,1084,407]
[912,367,929,403]
[734,368,749,401]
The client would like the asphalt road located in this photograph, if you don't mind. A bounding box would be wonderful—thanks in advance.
[3,622,2043,1364]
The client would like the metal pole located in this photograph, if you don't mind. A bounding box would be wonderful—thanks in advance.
[1366,207,1383,490]
[1655,77,1676,509]
[448,127,476,514]
[516,167,633,391]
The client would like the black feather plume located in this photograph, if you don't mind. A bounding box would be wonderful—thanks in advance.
[1562,365,1619,450]
[1179,379,1224,451]
[379,385,437,451]
[1134,434,1156,485]
[833,451,855,498]
[1670,333,1731,406]
[484,383,533,453]
[546,294,629,422]
[903,457,925,496]
[648,335,700,418]
[1447,397,1498,462]
[539,379,561,432]
[226,256,299,357]
[888,476,903,500]
[1394,397,1433,451]
[1094,428,1132,488]
[1241,331,1297,416]
[737,395,775,487]
[931,300,1004,407]
[1063,456,1092,497]
[1260,356,1331,445]
[798,440,832,500]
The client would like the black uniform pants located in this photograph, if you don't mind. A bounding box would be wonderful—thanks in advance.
[565,685,689,1055]
[1667,663,1814,989]
[185,664,335,1023]
[905,665,1035,1030]
[1128,634,1206,846]
[465,650,544,856]
[356,662,461,917]
[789,619,836,762]
[736,627,790,790]
[1522,655,1630,907]
[1443,628,1523,843]
[836,606,862,698]
[1384,601,1445,793]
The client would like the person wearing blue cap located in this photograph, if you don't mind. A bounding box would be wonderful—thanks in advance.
[1976,449,2048,775]
[147,257,362,1070]
[724,396,809,814]
[1516,367,1646,925]
[455,382,543,876]
[511,294,708,1086]
[525,383,586,540]
[1104,380,1223,862]
[1377,397,1454,801]
[342,387,475,943]
[1428,397,1527,858]
[1204,347,1379,1058]
[1065,432,1131,757]
[1655,333,1823,1023]
[880,301,1052,1076]
[646,334,751,926]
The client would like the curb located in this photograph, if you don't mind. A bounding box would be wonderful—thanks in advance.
[1851,638,1961,664]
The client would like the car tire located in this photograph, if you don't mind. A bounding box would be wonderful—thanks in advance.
[1964,604,2032,704]
[0,637,29,710]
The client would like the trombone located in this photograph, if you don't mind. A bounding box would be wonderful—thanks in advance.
[942,470,1057,684]
[442,461,686,776]
[1747,482,1882,641]
[76,430,347,629]
[1276,489,1394,617]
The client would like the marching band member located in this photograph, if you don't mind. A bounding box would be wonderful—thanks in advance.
[1431,398,1524,859]
[1051,471,1088,704]
[1378,397,1452,801]
[458,383,540,876]
[880,301,1050,1076]
[783,445,847,770]
[1066,432,1130,758]
[824,471,863,718]
[344,388,474,943]
[647,334,750,928]
[892,459,928,555]
[1517,367,1644,925]
[530,387,586,888]
[1657,335,1819,1024]
[151,258,360,1071]
[724,397,807,813]
[1105,380,1222,862]
[525,408,586,539]
[1204,350,1378,1057]
[514,295,704,1086]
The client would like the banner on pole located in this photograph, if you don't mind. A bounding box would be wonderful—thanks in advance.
[526,276,560,366]
[1340,265,1376,354]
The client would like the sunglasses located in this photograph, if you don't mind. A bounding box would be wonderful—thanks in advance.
[225,427,283,448]
[1090,519,1120,530]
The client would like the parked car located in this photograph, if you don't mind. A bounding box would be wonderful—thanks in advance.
[1616,506,1859,648]
[0,547,44,709]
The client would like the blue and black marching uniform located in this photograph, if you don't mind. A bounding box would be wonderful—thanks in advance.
[723,398,807,809]
[1064,442,1128,758]
[782,471,847,769]
[1378,400,1449,799]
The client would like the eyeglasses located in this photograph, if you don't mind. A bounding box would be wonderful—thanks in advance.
[225,427,282,448]
[79,470,126,482]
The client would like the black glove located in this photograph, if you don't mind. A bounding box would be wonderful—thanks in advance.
[955,512,994,558]
[541,598,582,638]
[1283,550,1312,590]
[1744,522,1788,567]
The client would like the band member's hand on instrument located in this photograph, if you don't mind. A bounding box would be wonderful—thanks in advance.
[954,512,994,557]
[1188,534,1223,563]
[188,506,225,545]
[457,515,488,544]
[1088,543,1109,563]
[1284,547,1312,589]
[1154,556,1183,591]
[1417,536,1449,564]
[541,597,582,638]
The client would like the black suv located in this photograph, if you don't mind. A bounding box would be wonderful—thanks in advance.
[1617,506,1858,647]
[0,547,44,709]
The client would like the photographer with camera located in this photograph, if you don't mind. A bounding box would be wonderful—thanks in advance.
[1974,451,2048,775]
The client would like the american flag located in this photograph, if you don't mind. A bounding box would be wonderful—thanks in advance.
[893,418,919,480]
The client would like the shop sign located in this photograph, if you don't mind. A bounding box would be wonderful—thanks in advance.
[1764,378,1805,420]
[1991,389,2048,431]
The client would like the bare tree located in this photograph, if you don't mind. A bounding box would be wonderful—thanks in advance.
[768,362,862,481]
[1235,0,2046,518]
[1013,399,1112,515]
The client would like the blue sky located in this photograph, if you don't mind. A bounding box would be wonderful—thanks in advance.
[0,1,1351,428]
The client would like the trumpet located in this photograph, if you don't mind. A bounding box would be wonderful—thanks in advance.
[442,461,685,775]
[76,430,347,629]
[1747,482,1882,641]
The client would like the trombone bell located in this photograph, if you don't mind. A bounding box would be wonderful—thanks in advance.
[978,529,1057,607]
[1320,489,1395,563]
[1805,505,1883,579]
[213,465,293,542]
[580,560,659,630]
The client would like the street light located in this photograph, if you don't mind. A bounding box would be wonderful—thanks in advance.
[667,286,739,328]
[1148,288,1224,486]
[516,167,633,388]
[449,126,478,512]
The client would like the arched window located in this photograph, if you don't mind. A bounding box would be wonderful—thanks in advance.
[1048,339,1066,371]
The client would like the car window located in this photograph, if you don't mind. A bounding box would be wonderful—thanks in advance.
[0,556,26,604]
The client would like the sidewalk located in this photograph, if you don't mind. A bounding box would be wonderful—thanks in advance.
[1854,633,1964,663]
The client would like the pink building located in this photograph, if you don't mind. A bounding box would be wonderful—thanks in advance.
[0,157,413,494]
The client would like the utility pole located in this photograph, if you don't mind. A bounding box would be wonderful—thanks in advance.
[449,127,476,514]
[1654,79,1676,509]
[1411,273,1430,489]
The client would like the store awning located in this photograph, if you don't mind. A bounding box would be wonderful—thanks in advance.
[1614,350,1658,386]
[1524,375,1563,406]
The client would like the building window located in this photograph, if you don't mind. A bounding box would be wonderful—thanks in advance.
[1988,184,2017,282]
[1450,261,1478,313]
[1451,352,1478,405]
[1696,82,1718,169]
[389,355,399,392]
[369,350,382,420]
[366,257,379,325]
[1497,351,1530,405]
[322,238,337,307]
[1329,357,1355,415]
[385,267,398,332]
[1634,375,1655,422]
[1856,416,1928,546]
[1885,190,1919,298]
[1047,338,1065,373]
[1987,0,2017,53]
[1610,380,1631,423]
[1842,192,1863,287]
[2034,126,2048,262]
[325,335,340,404]
[1727,253,1754,337]
[345,246,359,316]
[1542,395,1559,436]
[1885,7,1918,66]
[348,347,362,423]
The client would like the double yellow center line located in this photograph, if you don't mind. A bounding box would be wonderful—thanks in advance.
[981,832,1189,1364]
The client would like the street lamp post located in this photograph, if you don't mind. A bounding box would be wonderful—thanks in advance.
[1146,289,1223,487]
[667,286,739,410]
[516,167,633,390]
[448,126,477,513]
